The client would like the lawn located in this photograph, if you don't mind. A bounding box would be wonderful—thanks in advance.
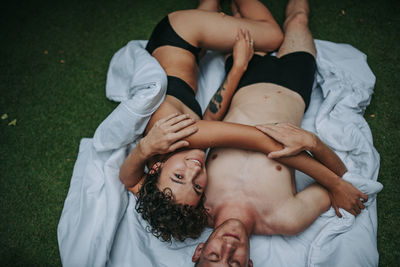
[0,0,399,266]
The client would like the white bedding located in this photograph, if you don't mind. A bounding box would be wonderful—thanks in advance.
[58,40,383,267]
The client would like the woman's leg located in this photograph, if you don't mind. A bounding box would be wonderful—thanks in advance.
[169,0,283,53]
[232,0,277,23]
[231,1,242,18]
[197,0,221,12]
[196,0,222,58]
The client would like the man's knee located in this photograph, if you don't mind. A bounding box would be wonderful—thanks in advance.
[283,11,309,30]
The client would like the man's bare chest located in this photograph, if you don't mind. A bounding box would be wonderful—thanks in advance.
[205,148,296,215]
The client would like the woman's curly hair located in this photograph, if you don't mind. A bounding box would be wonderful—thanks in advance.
[135,166,208,242]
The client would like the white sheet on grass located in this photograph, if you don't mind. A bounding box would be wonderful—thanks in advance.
[58,40,383,267]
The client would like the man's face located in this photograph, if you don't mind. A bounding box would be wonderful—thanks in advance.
[192,219,253,267]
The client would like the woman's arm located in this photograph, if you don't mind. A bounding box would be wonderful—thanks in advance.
[203,29,254,121]
[119,113,198,188]
[119,141,150,189]
[255,123,368,217]
[255,123,347,176]
[186,120,367,216]
[186,120,333,177]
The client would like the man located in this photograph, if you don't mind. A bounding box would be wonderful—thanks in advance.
[192,0,367,265]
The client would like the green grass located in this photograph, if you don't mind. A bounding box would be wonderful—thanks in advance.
[0,0,399,266]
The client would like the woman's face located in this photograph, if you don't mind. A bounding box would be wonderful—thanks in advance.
[157,149,207,206]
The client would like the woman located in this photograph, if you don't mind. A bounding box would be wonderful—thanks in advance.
[120,0,333,242]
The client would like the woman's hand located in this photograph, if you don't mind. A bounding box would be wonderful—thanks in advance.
[255,122,317,158]
[329,179,368,217]
[139,113,198,157]
[232,28,254,72]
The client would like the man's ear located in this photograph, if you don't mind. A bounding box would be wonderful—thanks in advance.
[149,161,163,175]
[192,243,205,262]
[248,259,253,267]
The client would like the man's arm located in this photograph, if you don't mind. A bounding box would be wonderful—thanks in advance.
[203,67,244,121]
[184,120,366,216]
[256,123,347,175]
[255,123,368,217]
[203,29,254,121]
[119,113,198,188]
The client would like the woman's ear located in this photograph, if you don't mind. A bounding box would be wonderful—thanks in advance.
[149,161,163,175]
[192,243,205,262]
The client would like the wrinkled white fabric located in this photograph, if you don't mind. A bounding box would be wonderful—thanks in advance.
[93,41,167,151]
[58,40,382,267]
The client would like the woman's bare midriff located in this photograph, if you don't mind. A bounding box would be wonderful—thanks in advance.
[145,45,202,133]
[152,46,199,92]
[205,83,306,234]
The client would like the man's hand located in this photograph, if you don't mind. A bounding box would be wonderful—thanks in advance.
[255,122,317,158]
[329,179,369,217]
[140,113,198,157]
[232,28,254,72]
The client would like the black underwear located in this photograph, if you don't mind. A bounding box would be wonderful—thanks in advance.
[146,16,201,63]
[225,52,316,110]
[166,76,203,118]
